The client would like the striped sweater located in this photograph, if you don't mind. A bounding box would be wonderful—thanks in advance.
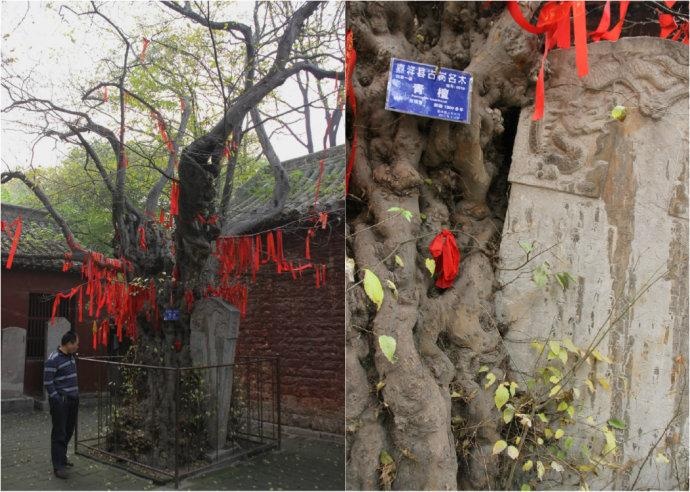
[43,349,79,400]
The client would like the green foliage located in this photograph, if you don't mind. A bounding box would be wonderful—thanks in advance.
[484,337,625,490]
[363,269,383,311]
[378,335,397,364]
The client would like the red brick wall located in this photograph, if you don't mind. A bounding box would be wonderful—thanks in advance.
[235,221,344,434]
[1,268,101,396]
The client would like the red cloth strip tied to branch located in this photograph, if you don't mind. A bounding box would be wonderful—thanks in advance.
[589,0,629,42]
[345,29,357,195]
[507,1,589,120]
[3,216,22,270]
[140,37,150,62]
[429,229,461,289]
[170,181,180,216]
[137,226,147,251]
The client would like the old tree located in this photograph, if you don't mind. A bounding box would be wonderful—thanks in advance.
[2,1,342,467]
[346,1,687,491]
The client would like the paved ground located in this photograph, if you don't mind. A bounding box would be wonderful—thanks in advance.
[1,403,344,490]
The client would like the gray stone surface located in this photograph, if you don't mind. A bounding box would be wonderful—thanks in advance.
[43,318,71,401]
[2,327,26,398]
[45,318,70,357]
[190,298,240,452]
[496,37,688,490]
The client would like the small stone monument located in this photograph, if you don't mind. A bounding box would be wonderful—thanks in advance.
[190,298,240,452]
[1,327,26,398]
[44,318,71,401]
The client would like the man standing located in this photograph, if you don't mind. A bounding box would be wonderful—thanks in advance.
[43,330,79,479]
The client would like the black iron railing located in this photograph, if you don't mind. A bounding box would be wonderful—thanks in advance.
[74,355,281,488]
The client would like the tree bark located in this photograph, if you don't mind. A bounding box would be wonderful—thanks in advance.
[346,2,539,489]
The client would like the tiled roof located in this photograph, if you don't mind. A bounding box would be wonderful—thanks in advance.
[223,145,345,233]
[1,204,74,271]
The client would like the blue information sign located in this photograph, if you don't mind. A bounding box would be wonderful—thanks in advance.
[385,58,473,124]
[163,309,180,321]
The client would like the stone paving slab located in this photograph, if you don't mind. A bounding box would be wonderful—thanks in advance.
[1,405,344,491]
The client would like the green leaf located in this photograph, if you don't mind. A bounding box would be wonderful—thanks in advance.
[506,446,520,460]
[494,385,510,410]
[387,207,413,222]
[477,365,490,373]
[564,436,574,450]
[591,349,613,364]
[585,379,595,394]
[549,341,561,354]
[557,401,568,412]
[519,240,534,255]
[380,450,394,465]
[425,258,436,276]
[562,338,579,354]
[549,384,562,397]
[655,452,670,464]
[610,105,627,122]
[378,335,397,364]
[607,418,626,430]
[394,255,404,268]
[484,372,497,388]
[537,413,549,423]
[531,341,545,352]
[509,381,519,397]
[521,484,531,491]
[567,405,575,418]
[555,271,576,290]
[537,460,545,480]
[451,390,462,398]
[532,262,550,287]
[597,376,611,390]
[385,279,398,298]
[492,440,508,455]
[503,406,515,424]
[363,269,384,310]
[602,426,617,455]
[554,429,565,440]
[522,460,534,472]
[558,348,568,365]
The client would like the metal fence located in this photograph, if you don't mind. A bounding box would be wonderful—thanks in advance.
[74,355,281,488]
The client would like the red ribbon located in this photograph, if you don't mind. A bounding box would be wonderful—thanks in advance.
[507,1,589,120]
[92,320,97,350]
[137,226,147,251]
[4,216,22,270]
[429,229,461,289]
[170,181,180,216]
[140,37,150,62]
[345,29,357,194]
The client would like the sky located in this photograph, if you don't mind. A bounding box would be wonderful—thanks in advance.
[0,1,344,172]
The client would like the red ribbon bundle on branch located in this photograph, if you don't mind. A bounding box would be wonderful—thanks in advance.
[137,226,147,251]
[170,181,180,216]
[3,216,23,270]
[507,1,589,120]
[140,37,150,62]
[345,29,357,194]
[429,229,461,289]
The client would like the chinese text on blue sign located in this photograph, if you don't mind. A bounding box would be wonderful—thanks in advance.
[163,309,180,321]
[385,58,473,124]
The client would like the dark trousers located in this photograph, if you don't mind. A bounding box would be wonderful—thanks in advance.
[49,396,79,470]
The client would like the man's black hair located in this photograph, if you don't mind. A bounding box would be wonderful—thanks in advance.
[61,330,78,346]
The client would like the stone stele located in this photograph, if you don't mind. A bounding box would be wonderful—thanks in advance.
[190,297,240,452]
[2,327,26,398]
[496,37,688,490]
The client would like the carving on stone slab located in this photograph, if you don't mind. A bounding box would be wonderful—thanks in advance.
[512,38,689,199]
[190,297,240,452]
